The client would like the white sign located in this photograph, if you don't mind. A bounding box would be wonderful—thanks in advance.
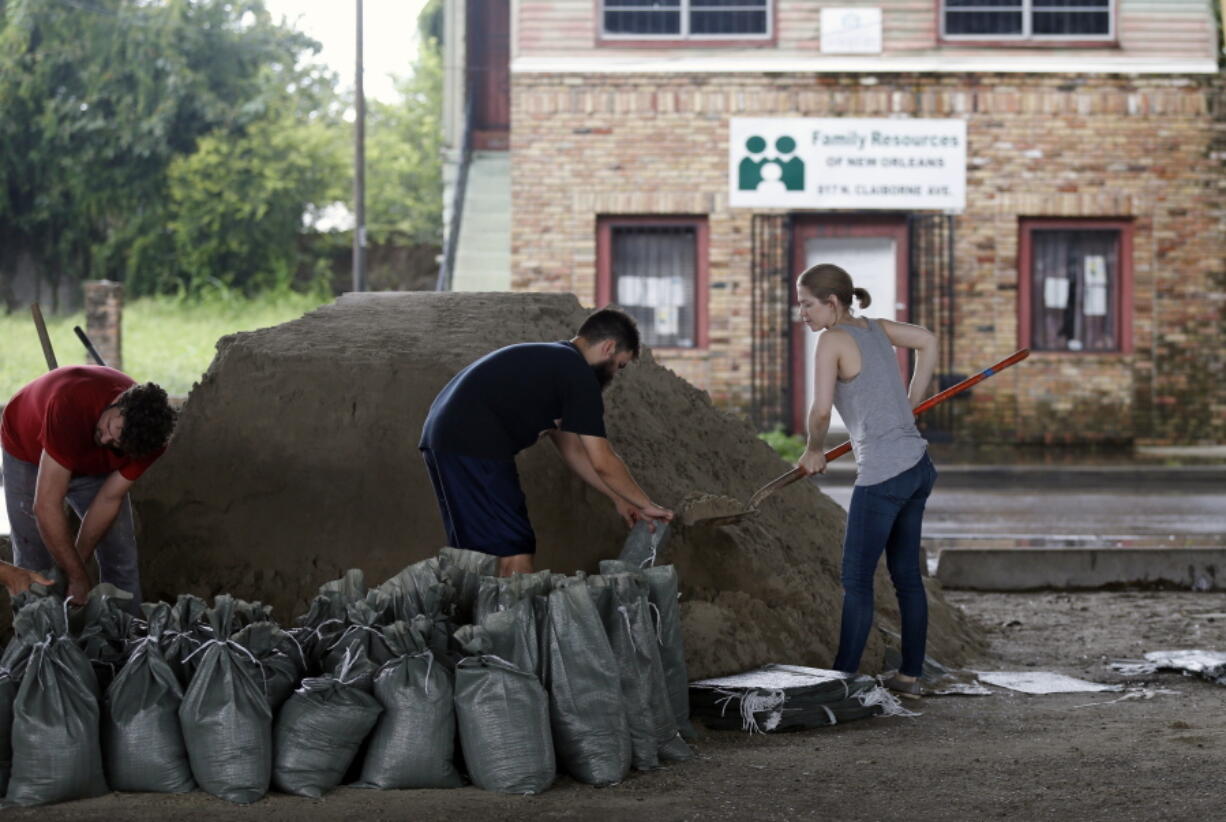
[821,8,882,54]
[729,118,967,211]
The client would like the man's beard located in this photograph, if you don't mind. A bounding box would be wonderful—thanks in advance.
[592,359,617,390]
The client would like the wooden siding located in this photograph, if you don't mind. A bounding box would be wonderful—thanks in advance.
[515,0,1218,63]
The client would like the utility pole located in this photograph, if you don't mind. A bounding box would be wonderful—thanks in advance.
[352,0,367,292]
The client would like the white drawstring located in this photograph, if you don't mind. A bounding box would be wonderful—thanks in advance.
[310,617,344,640]
[647,602,664,645]
[616,605,637,653]
[325,622,382,651]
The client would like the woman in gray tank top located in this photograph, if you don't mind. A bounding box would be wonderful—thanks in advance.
[795,263,939,698]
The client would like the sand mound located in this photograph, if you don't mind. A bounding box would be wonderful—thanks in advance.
[132,292,982,679]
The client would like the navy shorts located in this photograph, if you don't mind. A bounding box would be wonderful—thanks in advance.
[420,448,536,558]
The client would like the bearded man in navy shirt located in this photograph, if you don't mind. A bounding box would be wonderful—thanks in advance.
[420,308,673,576]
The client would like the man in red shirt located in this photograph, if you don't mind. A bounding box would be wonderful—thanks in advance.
[1,366,176,607]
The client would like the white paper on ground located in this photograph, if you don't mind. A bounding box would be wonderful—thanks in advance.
[974,671,1123,695]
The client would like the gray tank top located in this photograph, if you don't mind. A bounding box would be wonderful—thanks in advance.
[832,319,928,487]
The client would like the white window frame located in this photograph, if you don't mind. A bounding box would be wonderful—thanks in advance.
[940,0,1115,42]
[600,0,773,41]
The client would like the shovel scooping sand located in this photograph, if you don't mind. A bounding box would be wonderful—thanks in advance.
[683,349,1031,527]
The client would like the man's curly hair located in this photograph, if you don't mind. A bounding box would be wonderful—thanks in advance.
[112,382,176,458]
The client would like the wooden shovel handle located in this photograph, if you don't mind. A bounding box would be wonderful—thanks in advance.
[31,303,58,371]
[749,349,1031,508]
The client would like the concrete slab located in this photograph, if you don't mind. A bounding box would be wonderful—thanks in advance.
[936,546,1226,591]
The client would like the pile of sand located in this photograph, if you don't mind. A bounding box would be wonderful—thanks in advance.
[132,292,982,679]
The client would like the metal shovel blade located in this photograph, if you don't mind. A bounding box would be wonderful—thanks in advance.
[686,467,806,527]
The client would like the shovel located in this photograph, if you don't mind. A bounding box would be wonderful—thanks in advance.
[687,349,1031,527]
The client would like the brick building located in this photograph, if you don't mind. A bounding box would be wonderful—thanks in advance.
[440,1,1224,445]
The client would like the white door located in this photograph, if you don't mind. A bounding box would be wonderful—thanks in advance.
[803,236,899,434]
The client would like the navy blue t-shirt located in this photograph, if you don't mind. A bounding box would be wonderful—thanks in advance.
[419,341,607,459]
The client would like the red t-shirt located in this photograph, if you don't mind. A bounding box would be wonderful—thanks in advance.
[1,366,163,480]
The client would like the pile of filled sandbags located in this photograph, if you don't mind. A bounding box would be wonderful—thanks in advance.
[0,547,694,806]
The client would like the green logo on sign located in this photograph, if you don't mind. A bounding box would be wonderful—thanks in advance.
[738,135,805,192]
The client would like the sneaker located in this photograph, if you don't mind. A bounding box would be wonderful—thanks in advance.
[881,674,924,699]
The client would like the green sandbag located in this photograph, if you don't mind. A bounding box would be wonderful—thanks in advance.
[154,594,209,687]
[178,595,273,804]
[103,603,195,793]
[438,547,497,625]
[600,560,695,740]
[358,620,462,789]
[616,519,672,568]
[293,591,348,676]
[272,654,383,798]
[323,591,394,675]
[588,573,692,770]
[376,558,451,621]
[541,578,631,786]
[454,655,554,795]
[232,621,305,711]
[77,584,136,692]
[474,569,555,625]
[0,670,16,796]
[6,597,108,807]
[456,597,540,677]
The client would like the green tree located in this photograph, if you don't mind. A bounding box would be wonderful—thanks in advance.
[0,0,328,305]
[167,109,346,295]
[364,38,443,246]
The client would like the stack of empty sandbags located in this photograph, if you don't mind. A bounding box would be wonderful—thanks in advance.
[0,545,694,806]
[689,664,912,733]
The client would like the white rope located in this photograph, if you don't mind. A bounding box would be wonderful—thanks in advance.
[183,637,273,695]
[325,622,381,652]
[821,704,837,725]
[616,605,637,653]
[647,602,664,645]
[283,630,308,670]
[415,650,435,697]
[310,617,344,640]
[858,685,921,718]
[711,687,787,735]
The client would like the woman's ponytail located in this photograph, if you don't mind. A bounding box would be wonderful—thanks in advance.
[797,263,874,314]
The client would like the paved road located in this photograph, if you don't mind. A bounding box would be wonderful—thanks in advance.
[817,465,1226,552]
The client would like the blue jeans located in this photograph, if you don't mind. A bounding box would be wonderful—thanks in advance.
[833,453,937,678]
[2,449,142,610]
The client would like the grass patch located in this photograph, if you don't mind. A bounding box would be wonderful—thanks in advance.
[759,427,807,464]
[1,291,328,399]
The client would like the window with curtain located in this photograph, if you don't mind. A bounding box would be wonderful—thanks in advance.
[942,0,1112,40]
[1028,228,1121,352]
[602,0,770,39]
[609,224,700,348]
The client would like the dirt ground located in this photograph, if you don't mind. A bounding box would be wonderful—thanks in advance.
[11,588,1225,821]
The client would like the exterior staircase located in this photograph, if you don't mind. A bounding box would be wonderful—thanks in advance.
[451,151,511,291]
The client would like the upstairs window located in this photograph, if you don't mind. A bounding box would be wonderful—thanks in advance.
[602,0,771,40]
[942,0,1113,41]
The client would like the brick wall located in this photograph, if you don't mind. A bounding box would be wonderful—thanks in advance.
[510,73,1225,444]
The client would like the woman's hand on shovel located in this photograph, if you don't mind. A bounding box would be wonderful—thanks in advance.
[798,447,828,476]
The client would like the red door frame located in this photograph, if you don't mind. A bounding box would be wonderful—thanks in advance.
[789,214,910,434]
